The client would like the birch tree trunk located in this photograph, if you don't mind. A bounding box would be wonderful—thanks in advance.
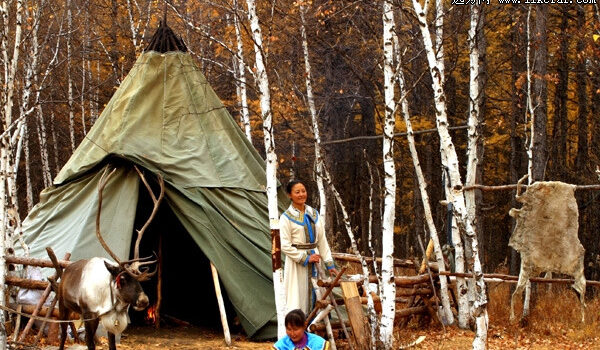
[379,2,397,347]
[245,0,285,338]
[51,112,59,174]
[24,126,33,210]
[321,165,377,348]
[233,0,252,143]
[411,0,469,329]
[412,1,488,342]
[66,0,76,151]
[299,5,326,218]
[0,1,25,347]
[466,5,489,349]
[393,29,454,327]
[298,5,377,343]
[524,7,535,316]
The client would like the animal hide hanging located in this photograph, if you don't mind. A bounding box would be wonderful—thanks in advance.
[508,181,584,275]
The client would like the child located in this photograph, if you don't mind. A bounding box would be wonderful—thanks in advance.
[273,309,330,350]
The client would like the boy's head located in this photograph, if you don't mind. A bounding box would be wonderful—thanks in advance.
[285,309,306,343]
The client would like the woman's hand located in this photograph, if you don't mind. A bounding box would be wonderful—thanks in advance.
[329,268,339,277]
[308,254,321,263]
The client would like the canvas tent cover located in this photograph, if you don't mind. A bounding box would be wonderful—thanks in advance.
[20,51,285,339]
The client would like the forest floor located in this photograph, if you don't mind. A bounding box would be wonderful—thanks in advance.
[30,282,600,350]
[20,270,600,350]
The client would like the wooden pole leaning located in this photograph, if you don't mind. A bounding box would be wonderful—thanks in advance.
[310,276,337,350]
[315,264,352,349]
[210,262,231,346]
[305,266,347,327]
[155,234,163,329]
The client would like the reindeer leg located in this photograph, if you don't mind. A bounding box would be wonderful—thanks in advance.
[58,304,68,350]
[510,265,530,322]
[108,332,117,350]
[83,315,99,350]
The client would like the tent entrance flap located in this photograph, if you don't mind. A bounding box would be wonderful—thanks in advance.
[130,192,237,330]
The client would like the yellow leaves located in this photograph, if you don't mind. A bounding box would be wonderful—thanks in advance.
[594,34,600,42]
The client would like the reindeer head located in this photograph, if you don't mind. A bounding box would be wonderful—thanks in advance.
[96,166,164,282]
[103,260,150,311]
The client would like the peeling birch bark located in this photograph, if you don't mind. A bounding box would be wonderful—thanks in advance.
[467,5,489,349]
[379,2,397,347]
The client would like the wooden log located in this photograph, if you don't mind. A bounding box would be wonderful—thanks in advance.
[17,304,81,319]
[340,281,369,350]
[6,276,48,290]
[309,320,352,332]
[305,267,347,327]
[332,253,438,271]
[19,250,70,342]
[395,297,413,304]
[458,183,600,192]
[11,304,22,342]
[210,262,231,346]
[395,306,428,318]
[439,271,600,287]
[318,273,432,289]
[396,288,432,297]
[419,239,434,274]
[315,263,351,349]
[5,255,71,269]
[34,295,59,344]
[368,273,430,286]
[310,273,337,350]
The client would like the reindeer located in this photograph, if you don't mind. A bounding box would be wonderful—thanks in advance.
[57,166,164,350]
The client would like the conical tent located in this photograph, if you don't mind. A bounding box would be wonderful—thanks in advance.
[19,48,286,339]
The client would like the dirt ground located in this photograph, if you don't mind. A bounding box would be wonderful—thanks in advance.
[34,321,600,350]
[13,277,600,349]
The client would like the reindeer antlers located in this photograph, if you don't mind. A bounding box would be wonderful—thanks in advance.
[96,165,165,282]
[96,168,122,264]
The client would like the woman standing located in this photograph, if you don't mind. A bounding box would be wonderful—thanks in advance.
[280,180,338,315]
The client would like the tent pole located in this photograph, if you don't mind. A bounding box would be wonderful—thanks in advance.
[155,234,163,329]
[210,262,231,346]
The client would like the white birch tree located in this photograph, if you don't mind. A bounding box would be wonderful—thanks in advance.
[66,0,76,151]
[299,5,326,218]
[245,0,286,338]
[0,0,25,347]
[465,4,489,348]
[392,27,454,327]
[299,5,379,347]
[411,0,470,328]
[411,0,489,346]
[233,0,252,143]
[379,1,397,347]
